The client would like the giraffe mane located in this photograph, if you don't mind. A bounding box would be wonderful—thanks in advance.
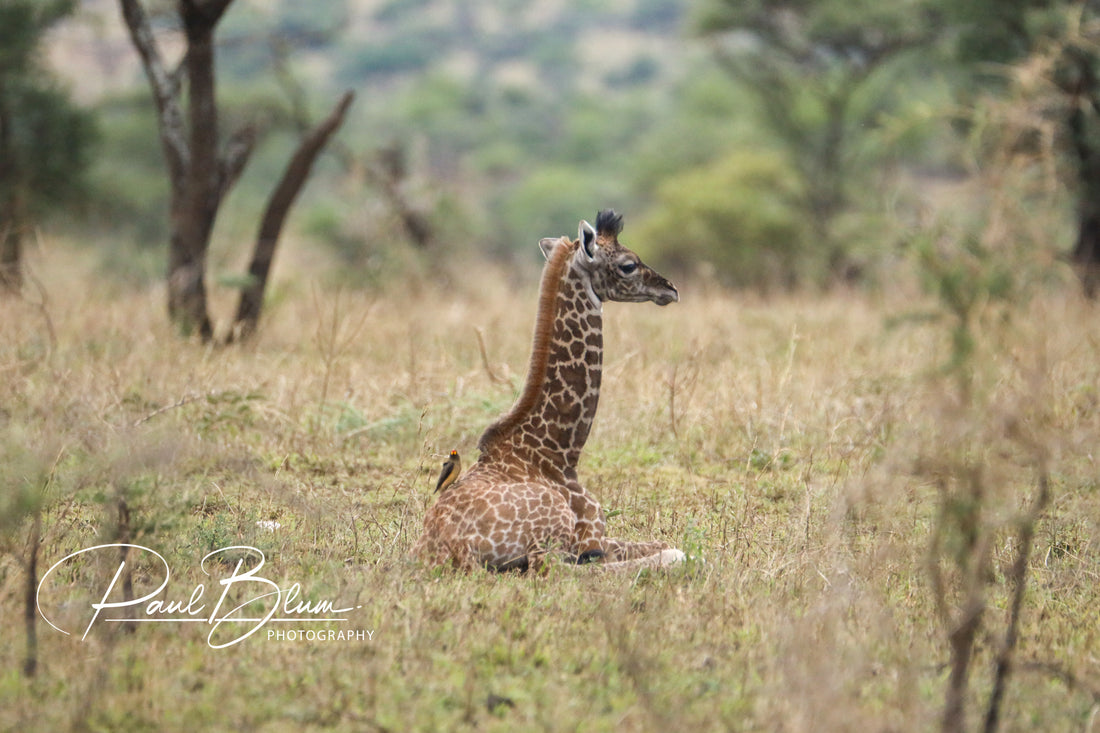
[478,235,577,455]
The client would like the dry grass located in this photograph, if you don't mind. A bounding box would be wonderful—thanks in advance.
[1,242,1098,732]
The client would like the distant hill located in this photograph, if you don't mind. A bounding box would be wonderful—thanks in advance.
[47,0,692,106]
[43,0,708,264]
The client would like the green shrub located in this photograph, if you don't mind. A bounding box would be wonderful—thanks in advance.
[634,149,810,288]
[495,166,628,256]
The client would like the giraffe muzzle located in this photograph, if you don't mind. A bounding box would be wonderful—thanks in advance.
[653,280,678,306]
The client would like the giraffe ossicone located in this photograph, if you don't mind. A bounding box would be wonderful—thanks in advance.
[414,209,684,572]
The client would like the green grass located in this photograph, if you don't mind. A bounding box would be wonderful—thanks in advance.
[1,247,1098,732]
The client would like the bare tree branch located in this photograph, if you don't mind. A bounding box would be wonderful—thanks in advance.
[231,91,355,340]
[117,0,188,182]
[983,468,1051,733]
[22,511,40,677]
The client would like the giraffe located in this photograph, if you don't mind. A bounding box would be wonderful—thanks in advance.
[414,209,685,572]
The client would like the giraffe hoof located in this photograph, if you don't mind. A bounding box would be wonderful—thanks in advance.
[657,548,687,566]
[577,549,605,564]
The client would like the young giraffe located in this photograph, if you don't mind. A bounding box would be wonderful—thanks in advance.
[414,210,685,572]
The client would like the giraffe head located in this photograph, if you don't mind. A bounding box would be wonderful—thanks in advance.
[540,209,679,306]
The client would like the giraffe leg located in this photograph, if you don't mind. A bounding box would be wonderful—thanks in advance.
[597,547,686,571]
[440,536,478,572]
[603,537,671,563]
[569,489,608,562]
[554,547,686,574]
[494,553,532,572]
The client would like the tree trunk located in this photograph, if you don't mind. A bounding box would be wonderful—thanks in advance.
[0,205,21,295]
[23,512,40,677]
[0,78,22,295]
[168,0,228,341]
[1066,54,1100,299]
[1072,203,1100,298]
[120,0,238,340]
[231,91,355,342]
[121,0,345,341]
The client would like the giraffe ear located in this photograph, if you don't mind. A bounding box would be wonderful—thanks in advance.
[538,237,558,260]
[579,220,598,261]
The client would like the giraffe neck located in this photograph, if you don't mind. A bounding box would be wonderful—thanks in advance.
[478,240,602,476]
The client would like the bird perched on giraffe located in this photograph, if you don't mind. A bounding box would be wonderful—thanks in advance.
[434,450,461,494]
[414,209,685,573]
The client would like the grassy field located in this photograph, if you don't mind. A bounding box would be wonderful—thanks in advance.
[1,243,1098,732]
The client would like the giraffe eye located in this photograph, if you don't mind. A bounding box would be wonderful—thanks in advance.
[618,261,638,275]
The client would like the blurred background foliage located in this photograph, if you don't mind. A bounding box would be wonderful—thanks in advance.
[15,0,1098,292]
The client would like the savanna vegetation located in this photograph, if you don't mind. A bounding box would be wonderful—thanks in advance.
[3,227,1097,731]
[2,0,1099,731]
